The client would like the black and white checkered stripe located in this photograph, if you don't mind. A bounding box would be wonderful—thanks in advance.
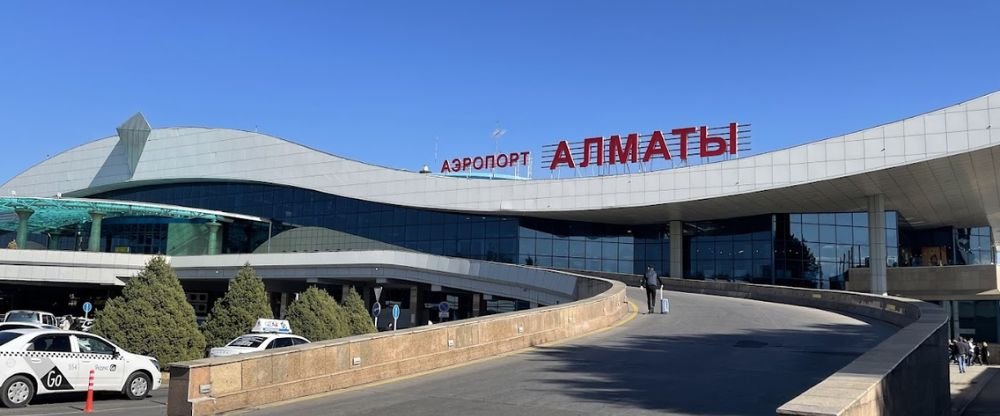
[0,351,116,360]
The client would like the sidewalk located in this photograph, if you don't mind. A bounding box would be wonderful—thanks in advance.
[952,363,999,415]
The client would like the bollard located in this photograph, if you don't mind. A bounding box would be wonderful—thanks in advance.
[84,369,95,413]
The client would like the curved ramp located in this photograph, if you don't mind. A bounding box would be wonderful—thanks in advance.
[241,288,896,416]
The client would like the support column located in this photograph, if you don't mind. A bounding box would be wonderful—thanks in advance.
[47,234,61,250]
[342,284,352,301]
[206,221,221,255]
[410,286,419,325]
[670,220,683,279]
[279,293,289,319]
[14,208,33,249]
[88,212,104,252]
[471,293,481,317]
[868,194,887,295]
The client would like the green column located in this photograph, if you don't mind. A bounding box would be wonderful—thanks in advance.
[206,221,221,255]
[88,212,104,252]
[14,208,33,249]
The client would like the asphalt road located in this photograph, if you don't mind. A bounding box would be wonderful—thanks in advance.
[8,288,895,416]
[235,287,897,416]
[4,388,167,416]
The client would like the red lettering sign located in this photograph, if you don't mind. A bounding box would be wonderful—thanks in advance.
[546,122,743,170]
[440,151,532,173]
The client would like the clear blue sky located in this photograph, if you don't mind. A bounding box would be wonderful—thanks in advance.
[1,1,998,180]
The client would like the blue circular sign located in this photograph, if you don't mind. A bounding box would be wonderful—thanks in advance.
[438,302,450,313]
[392,304,400,320]
[371,302,381,317]
[82,302,93,314]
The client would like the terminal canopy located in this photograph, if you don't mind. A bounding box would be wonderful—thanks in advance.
[0,196,266,232]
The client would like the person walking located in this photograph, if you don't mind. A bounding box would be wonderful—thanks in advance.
[957,337,971,373]
[643,265,659,314]
[980,342,990,366]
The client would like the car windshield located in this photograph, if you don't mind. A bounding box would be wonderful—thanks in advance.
[227,335,267,348]
[0,332,20,346]
[4,312,39,323]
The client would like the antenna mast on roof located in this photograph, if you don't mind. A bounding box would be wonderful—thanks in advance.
[491,123,506,180]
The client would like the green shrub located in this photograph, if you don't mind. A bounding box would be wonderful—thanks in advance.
[201,263,273,349]
[342,286,375,335]
[93,256,206,367]
[285,287,348,341]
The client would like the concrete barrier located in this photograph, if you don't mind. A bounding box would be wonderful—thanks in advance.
[167,275,627,416]
[661,278,949,416]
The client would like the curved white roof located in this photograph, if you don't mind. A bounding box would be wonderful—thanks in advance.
[3,92,1000,229]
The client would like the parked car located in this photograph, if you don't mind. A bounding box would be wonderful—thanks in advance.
[208,319,309,357]
[2,310,57,327]
[0,329,161,408]
[0,322,57,331]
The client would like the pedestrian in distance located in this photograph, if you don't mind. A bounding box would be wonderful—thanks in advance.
[957,337,971,373]
[643,265,658,314]
[980,341,990,366]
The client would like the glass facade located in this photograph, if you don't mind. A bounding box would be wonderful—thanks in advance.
[899,225,993,267]
[78,181,990,286]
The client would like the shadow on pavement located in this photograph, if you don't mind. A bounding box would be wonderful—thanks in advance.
[525,320,890,415]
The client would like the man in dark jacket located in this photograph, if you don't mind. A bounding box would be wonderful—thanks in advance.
[643,265,659,314]
[957,337,971,373]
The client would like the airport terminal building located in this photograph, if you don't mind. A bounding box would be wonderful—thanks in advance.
[2,91,1000,339]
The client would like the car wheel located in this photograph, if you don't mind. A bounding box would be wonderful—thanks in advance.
[122,372,151,400]
[1,375,35,408]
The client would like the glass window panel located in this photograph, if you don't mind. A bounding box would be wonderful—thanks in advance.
[853,227,868,245]
[618,260,633,274]
[536,239,552,256]
[835,213,853,226]
[848,212,866,228]
[600,241,617,259]
[569,257,585,270]
[886,230,898,247]
[802,223,819,244]
[586,240,602,258]
[753,241,772,259]
[818,213,835,224]
[733,241,752,259]
[569,240,586,258]
[801,213,819,224]
[836,226,853,244]
[790,223,803,240]
[818,224,836,243]
[553,239,569,257]
[618,243,633,260]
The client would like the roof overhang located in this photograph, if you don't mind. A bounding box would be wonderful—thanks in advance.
[0,196,268,233]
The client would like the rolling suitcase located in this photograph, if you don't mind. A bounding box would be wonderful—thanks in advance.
[659,285,669,314]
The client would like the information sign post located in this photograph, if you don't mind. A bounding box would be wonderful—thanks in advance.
[391,304,400,331]
[371,302,381,330]
[82,302,93,319]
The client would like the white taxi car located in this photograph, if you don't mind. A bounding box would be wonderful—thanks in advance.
[0,329,161,408]
[208,319,309,358]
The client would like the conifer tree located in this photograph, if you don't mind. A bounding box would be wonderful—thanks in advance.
[201,263,274,348]
[285,287,348,341]
[93,256,206,366]
[342,286,375,335]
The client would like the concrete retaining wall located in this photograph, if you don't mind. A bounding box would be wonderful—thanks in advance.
[662,278,949,416]
[166,276,627,416]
